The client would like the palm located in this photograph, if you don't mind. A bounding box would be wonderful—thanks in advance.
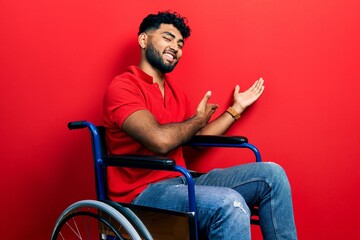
[234,78,264,110]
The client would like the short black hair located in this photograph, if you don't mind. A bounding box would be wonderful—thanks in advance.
[138,11,191,39]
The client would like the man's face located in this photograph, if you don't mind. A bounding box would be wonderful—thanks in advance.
[144,24,184,73]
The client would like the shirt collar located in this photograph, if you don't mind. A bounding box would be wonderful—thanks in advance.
[127,65,158,84]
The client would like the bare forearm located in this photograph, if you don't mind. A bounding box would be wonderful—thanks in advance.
[197,110,238,135]
[154,116,205,152]
[122,91,219,154]
[122,110,206,155]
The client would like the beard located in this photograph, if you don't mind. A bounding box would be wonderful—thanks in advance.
[145,42,178,73]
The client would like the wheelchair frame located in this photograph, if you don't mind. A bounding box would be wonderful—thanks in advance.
[51,120,262,240]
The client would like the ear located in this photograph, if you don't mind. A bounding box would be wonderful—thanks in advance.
[138,33,147,49]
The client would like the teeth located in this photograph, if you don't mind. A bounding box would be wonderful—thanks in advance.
[164,53,174,60]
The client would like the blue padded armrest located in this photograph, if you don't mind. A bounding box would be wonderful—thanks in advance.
[102,155,175,170]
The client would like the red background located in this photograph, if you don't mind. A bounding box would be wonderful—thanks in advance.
[1,0,359,239]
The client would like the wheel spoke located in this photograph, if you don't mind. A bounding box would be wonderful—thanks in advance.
[51,200,145,240]
[65,220,82,239]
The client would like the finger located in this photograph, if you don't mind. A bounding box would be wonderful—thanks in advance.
[203,90,212,101]
[258,77,264,87]
[205,90,212,98]
[259,85,265,95]
[249,80,259,91]
[253,84,264,96]
[203,91,212,102]
[205,104,218,118]
[233,85,240,96]
[198,90,212,108]
[209,103,219,110]
[257,78,264,93]
[254,78,265,91]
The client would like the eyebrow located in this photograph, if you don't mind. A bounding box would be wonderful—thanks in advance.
[163,31,184,45]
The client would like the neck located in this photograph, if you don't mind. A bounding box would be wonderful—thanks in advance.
[138,61,165,85]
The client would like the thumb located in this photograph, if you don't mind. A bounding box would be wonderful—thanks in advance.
[198,90,212,109]
[234,85,240,94]
[205,90,212,99]
[202,90,212,103]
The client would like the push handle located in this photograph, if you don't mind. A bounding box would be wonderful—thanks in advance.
[68,121,87,130]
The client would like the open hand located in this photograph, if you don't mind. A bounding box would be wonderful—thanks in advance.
[196,91,219,127]
[233,78,265,113]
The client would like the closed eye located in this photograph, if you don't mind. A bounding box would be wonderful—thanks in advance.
[162,32,184,49]
[163,36,171,41]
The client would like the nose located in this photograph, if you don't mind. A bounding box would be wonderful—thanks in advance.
[169,41,179,52]
[169,46,177,54]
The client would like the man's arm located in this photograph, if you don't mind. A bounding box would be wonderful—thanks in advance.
[122,78,264,154]
[197,78,265,135]
[122,91,218,155]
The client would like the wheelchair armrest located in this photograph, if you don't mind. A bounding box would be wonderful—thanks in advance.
[184,135,262,162]
[102,154,176,170]
[184,135,248,146]
[68,121,87,129]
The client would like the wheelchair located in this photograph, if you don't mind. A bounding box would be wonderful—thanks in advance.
[51,121,262,240]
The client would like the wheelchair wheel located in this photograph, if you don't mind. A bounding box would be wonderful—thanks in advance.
[51,200,144,240]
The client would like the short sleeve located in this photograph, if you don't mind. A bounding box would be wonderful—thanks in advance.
[103,76,147,128]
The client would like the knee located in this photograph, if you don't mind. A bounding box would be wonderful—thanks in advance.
[265,162,286,176]
[263,162,291,190]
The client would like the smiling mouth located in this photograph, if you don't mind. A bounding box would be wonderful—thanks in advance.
[163,51,176,63]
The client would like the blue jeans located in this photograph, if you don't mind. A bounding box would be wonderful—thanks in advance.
[132,162,297,239]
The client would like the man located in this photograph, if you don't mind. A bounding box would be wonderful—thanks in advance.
[104,11,297,239]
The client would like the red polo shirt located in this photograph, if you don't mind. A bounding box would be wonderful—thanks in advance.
[103,66,193,203]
